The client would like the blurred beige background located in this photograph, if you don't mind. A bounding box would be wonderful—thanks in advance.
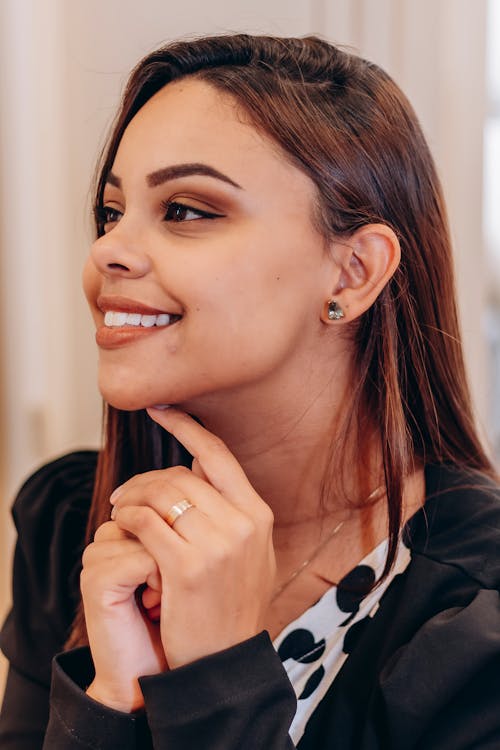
[0,0,497,696]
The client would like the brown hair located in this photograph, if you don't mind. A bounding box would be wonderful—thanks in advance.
[67,34,494,647]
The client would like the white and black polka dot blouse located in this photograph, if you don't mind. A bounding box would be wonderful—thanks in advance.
[273,538,411,746]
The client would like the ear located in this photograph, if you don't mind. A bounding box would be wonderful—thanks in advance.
[321,224,401,323]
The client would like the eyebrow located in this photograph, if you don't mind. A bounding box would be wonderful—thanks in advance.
[105,163,243,190]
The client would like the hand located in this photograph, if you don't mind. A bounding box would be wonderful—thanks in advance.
[110,407,277,670]
[81,520,168,712]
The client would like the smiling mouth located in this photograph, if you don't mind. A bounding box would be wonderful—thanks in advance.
[104,310,182,328]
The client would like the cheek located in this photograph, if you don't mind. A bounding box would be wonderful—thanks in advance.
[82,258,101,311]
[184,269,313,373]
[82,259,101,321]
[196,247,316,331]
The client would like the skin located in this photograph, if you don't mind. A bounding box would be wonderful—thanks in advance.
[82,78,423,712]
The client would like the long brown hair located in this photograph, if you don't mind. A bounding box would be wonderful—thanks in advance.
[67,34,494,647]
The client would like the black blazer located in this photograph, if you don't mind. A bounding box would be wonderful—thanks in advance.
[1,454,500,749]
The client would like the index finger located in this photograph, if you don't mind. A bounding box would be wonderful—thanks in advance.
[147,407,255,505]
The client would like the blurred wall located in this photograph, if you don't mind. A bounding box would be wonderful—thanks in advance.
[0,0,489,694]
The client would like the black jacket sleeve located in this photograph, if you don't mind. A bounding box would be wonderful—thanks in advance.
[43,648,152,750]
[0,452,96,750]
[42,633,297,750]
[140,632,296,749]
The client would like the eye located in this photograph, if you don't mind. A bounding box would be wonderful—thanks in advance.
[161,201,224,222]
[94,205,123,232]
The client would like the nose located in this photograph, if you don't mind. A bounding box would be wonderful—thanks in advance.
[90,227,152,278]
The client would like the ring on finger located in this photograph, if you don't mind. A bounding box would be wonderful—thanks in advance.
[165,498,195,527]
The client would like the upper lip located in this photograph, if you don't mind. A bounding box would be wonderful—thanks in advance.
[97,295,180,316]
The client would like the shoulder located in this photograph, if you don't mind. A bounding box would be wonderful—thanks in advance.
[9,450,98,562]
[348,465,500,746]
[11,450,98,528]
[1,451,98,683]
[312,465,500,747]
[10,448,98,572]
[403,463,500,589]
[10,449,98,608]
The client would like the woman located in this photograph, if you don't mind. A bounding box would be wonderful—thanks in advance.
[1,33,499,749]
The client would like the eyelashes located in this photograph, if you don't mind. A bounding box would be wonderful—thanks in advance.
[94,206,121,228]
[93,205,122,235]
[160,200,224,222]
[93,201,225,232]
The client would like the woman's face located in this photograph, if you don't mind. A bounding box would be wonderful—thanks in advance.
[83,79,337,412]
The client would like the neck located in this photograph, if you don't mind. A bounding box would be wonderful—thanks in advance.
[177,363,425,608]
[180,362,379,529]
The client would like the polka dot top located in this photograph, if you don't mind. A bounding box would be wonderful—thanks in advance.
[273,537,411,746]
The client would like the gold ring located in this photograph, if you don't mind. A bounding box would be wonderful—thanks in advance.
[165,499,195,527]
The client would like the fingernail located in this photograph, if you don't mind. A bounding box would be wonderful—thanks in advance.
[152,404,171,410]
[110,505,117,521]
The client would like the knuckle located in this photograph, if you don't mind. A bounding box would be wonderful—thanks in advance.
[119,504,155,532]
[232,519,254,544]
[81,542,98,568]
[256,502,274,527]
[165,465,191,481]
[79,568,88,590]
[80,560,98,592]
[114,471,159,499]
[205,437,227,459]
[135,506,156,530]
[93,520,115,542]
[183,558,205,588]
[144,475,165,493]
[112,478,133,496]
[81,546,91,569]
[210,540,232,565]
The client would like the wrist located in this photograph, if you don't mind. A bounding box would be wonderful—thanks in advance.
[85,678,145,713]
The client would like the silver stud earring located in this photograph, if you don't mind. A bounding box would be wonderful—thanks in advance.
[327,300,345,320]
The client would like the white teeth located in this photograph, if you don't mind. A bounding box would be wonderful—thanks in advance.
[104,310,175,328]
[113,312,128,327]
[126,313,142,326]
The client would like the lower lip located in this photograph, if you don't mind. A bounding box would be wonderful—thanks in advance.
[96,323,177,349]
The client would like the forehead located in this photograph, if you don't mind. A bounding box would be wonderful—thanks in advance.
[112,78,314,197]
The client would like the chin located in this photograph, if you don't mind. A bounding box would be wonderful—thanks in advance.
[99,390,152,413]
[96,357,234,415]
[97,374,196,413]
[97,377,157,412]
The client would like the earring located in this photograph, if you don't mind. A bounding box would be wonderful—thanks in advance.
[327,300,345,320]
